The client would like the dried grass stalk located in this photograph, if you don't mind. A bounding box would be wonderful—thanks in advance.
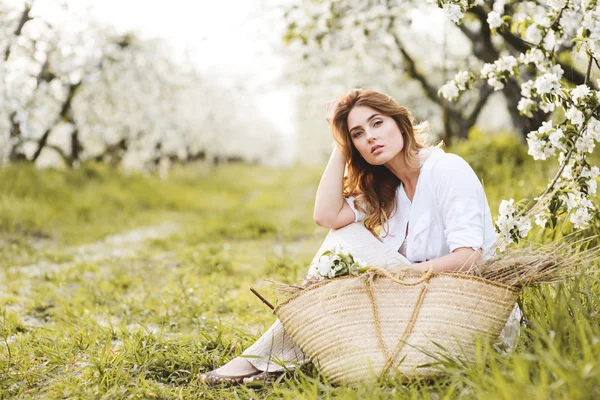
[468,237,600,288]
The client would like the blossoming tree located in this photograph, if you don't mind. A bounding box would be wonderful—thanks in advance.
[282,0,590,145]
[433,0,599,247]
[0,0,281,171]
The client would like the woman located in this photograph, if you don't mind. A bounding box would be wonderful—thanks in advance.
[201,89,515,386]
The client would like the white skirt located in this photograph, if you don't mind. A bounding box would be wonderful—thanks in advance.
[241,223,521,372]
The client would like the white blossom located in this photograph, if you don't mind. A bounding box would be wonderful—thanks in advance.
[317,256,330,276]
[581,166,600,194]
[535,212,549,227]
[518,219,532,238]
[534,73,560,95]
[568,197,595,229]
[551,64,564,78]
[527,123,558,160]
[527,133,548,160]
[488,76,505,90]
[520,49,545,65]
[561,163,574,180]
[443,4,464,23]
[539,101,557,113]
[539,121,553,135]
[480,63,495,77]
[521,80,535,98]
[549,128,566,151]
[499,198,515,217]
[495,55,518,73]
[571,84,592,105]
[439,81,460,100]
[454,71,471,90]
[547,0,567,10]
[518,97,536,115]
[566,107,585,126]
[487,11,503,29]
[525,24,543,43]
[576,130,597,153]
[586,117,600,141]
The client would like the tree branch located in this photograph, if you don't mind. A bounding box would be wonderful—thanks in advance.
[466,83,495,128]
[388,28,441,104]
[93,138,128,164]
[32,81,81,161]
[456,23,479,43]
[4,1,33,61]
[46,144,70,164]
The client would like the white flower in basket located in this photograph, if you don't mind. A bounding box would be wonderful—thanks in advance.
[306,244,371,281]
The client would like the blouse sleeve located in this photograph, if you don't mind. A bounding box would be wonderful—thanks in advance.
[433,154,490,252]
[344,196,367,223]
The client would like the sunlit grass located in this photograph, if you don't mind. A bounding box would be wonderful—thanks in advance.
[1,137,599,398]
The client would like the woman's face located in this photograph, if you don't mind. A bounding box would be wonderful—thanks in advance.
[347,105,404,165]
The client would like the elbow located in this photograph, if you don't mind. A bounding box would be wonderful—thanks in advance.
[313,212,336,229]
[313,214,330,228]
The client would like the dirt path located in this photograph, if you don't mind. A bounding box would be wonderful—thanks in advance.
[4,222,179,279]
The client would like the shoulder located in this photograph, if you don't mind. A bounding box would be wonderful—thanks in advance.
[424,150,483,196]
[423,150,476,182]
[428,150,472,172]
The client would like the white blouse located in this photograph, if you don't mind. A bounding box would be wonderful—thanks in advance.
[345,148,497,263]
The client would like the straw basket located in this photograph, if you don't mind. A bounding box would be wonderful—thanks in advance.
[274,267,520,385]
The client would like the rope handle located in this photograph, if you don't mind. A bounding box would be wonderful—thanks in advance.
[362,265,434,378]
[364,265,435,286]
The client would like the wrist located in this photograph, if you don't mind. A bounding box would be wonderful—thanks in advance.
[409,263,428,273]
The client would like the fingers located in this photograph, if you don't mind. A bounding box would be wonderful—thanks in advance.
[325,99,338,124]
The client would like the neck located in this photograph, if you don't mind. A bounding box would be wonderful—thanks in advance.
[384,151,420,188]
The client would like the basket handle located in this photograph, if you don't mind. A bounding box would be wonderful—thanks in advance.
[364,265,434,378]
[365,265,434,286]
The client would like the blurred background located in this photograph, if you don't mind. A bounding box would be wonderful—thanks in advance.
[2,0,562,173]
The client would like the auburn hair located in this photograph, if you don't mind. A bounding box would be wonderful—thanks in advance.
[331,89,431,237]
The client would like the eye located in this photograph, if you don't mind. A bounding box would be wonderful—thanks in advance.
[352,131,363,139]
[373,120,382,127]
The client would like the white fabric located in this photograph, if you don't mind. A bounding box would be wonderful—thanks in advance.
[345,148,497,262]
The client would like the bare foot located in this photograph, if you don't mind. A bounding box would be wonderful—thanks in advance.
[213,357,259,376]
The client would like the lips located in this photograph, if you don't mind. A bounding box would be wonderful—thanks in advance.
[371,145,384,154]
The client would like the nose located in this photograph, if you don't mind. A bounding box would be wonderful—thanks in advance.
[365,128,377,141]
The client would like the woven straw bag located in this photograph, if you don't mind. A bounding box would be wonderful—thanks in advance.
[274,267,520,384]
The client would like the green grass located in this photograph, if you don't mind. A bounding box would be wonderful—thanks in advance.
[1,139,599,399]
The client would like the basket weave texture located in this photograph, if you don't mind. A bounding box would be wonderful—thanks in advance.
[274,268,519,384]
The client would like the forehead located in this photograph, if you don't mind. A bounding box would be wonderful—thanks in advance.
[347,106,381,129]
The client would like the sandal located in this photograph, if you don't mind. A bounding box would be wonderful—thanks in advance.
[199,369,264,387]
[199,369,285,387]
[242,370,284,385]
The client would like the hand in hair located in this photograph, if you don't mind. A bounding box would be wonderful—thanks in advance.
[325,99,338,125]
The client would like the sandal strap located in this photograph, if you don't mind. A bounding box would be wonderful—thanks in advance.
[199,369,263,387]
[205,370,263,380]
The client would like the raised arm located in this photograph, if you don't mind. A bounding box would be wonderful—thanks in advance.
[313,146,356,229]
[313,100,356,229]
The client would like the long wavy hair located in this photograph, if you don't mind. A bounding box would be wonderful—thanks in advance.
[331,89,431,237]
